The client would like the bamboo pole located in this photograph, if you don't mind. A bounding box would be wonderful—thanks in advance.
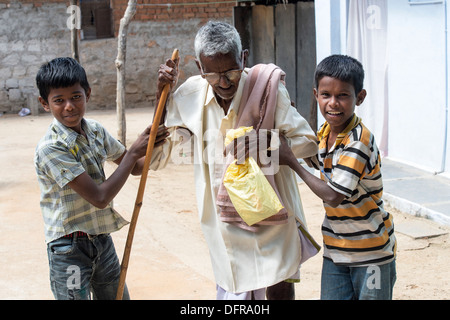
[116,49,180,300]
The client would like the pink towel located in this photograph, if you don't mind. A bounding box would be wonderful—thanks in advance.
[216,64,289,232]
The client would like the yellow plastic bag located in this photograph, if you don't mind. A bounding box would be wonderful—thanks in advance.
[223,127,284,226]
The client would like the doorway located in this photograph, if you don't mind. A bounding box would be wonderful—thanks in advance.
[234,0,317,130]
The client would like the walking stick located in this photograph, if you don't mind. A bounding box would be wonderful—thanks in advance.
[116,49,179,300]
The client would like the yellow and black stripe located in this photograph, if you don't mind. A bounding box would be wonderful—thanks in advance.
[317,115,396,266]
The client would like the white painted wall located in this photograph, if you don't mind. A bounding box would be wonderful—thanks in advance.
[387,0,447,173]
[446,1,450,177]
[314,0,349,127]
[314,0,450,174]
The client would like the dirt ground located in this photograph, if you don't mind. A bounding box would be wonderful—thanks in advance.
[0,107,449,300]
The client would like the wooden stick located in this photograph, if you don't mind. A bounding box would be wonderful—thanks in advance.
[116,49,179,300]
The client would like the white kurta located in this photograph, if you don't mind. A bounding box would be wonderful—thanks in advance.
[151,69,318,293]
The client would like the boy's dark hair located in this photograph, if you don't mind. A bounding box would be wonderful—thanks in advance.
[36,57,90,102]
[314,54,364,94]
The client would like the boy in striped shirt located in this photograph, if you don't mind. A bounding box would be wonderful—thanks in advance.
[280,55,396,299]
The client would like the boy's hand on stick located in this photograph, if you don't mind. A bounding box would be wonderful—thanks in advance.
[128,125,169,160]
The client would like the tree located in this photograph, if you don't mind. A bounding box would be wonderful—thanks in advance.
[115,0,137,146]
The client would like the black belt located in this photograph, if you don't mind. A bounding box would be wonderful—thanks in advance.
[63,231,89,238]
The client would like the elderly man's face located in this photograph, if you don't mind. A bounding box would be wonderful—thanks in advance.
[197,51,245,101]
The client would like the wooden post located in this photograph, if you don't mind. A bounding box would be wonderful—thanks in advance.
[115,0,137,146]
[70,0,80,63]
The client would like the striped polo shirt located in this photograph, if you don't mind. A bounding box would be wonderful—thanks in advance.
[317,115,396,266]
[35,118,129,243]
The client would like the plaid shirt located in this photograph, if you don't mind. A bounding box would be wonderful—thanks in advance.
[35,118,128,243]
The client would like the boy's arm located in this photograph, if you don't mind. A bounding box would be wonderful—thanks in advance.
[279,135,345,207]
[67,125,168,209]
[275,84,318,159]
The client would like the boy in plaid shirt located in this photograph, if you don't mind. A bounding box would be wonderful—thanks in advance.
[34,57,167,299]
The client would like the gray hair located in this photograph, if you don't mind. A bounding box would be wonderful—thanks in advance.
[194,21,242,62]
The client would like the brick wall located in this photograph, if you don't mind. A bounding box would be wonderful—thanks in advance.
[1,0,68,5]
[114,0,234,26]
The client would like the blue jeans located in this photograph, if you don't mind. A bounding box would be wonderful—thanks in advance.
[320,258,396,300]
[47,233,129,300]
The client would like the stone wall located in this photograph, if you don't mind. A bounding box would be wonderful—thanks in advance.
[0,0,233,115]
[0,2,71,114]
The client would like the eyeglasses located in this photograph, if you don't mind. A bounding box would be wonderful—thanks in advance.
[200,68,243,85]
[199,52,244,85]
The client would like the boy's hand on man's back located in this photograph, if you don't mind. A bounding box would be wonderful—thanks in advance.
[278,135,297,167]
